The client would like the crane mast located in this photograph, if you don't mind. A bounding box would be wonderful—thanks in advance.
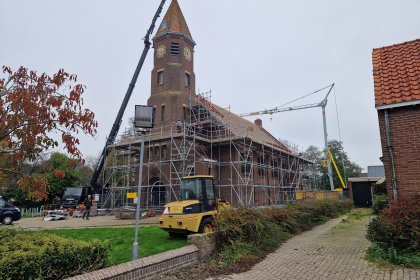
[90,0,167,190]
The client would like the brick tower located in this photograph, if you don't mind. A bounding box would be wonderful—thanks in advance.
[147,0,196,128]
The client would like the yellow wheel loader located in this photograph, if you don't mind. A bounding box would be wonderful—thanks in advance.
[159,175,230,237]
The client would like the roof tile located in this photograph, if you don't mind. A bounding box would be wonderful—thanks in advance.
[372,39,420,107]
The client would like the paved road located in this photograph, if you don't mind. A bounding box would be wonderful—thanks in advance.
[9,215,159,230]
[215,213,419,280]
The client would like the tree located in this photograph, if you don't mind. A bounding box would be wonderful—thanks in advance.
[303,140,362,189]
[328,140,363,187]
[42,153,81,202]
[0,66,98,200]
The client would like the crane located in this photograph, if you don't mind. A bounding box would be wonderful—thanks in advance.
[90,0,167,191]
[240,84,346,191]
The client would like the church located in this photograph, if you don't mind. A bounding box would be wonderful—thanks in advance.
[103,0,310,208]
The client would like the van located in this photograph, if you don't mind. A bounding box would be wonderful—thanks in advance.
[0,196,21,225]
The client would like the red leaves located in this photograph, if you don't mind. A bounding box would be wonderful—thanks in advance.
[17,175,49,201]
[53,169,66,179]
[1,66,98,199]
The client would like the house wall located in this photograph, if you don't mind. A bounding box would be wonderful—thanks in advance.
[377,106,420,201]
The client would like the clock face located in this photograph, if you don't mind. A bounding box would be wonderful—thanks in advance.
[184,47,192,61]
[156,45,166,58]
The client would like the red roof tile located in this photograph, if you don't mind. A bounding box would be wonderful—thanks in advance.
[372,39,420,107]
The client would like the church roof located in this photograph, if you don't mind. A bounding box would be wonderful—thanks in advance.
[155,0,193,41]
[196,95,291,154]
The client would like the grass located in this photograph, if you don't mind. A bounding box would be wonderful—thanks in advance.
[366,243,420,269]
[45,226,187,266]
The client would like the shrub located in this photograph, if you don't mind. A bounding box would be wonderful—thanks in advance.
[215,200,352,267]
[366,243,420,269]
[216,207,287,267]
[0,228,110,280]
[367,196,419,251]
[372,194,388,214]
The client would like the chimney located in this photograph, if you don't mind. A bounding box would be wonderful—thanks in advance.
[254,118,262,127]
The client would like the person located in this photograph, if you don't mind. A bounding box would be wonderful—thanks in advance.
[176,119,182,133]
[82,195,92,220]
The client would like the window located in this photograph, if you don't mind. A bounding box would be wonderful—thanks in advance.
[161,145,167,159]
[240,153,252,175]
[185,73,191,87]
[161,19,168,29]
[154,146,159,157]
[271,160,279,178]
[158,71,163,86]
[183,107,188,122]
[170,42,180,55]
[258,156,265,177]
[161,105,165,123]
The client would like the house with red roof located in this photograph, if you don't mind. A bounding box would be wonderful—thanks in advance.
[372,39,420,202]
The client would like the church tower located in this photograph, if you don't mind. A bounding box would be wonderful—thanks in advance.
[148,0,196,127]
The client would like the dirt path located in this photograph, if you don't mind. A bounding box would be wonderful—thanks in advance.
[8,215,159,230]
[214,212,419,280]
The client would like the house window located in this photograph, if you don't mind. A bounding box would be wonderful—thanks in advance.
[157,71,164,85]
[161,105,165,123]
[185,73,191,87]
[154,146,159,157]
[171,42,180,55]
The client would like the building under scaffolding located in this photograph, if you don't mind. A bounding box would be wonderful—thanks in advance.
[98,0,314,209]
[101,92,314,209]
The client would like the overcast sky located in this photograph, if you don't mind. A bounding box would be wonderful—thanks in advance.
[1,0,419,170]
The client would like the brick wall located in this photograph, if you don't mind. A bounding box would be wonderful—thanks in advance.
[377,106,420,201]
[66,245,199,280]
[188,232,217,259]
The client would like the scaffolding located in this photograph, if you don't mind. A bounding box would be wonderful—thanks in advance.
[100,92,315,209]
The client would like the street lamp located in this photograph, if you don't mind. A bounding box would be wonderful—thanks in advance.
[132,105,155,260]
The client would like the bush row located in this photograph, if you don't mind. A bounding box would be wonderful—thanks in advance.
[215,200,353,267]
[0,228,110,280]
[367,196,419,252]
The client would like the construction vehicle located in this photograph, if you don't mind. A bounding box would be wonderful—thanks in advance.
[159,175,230,236]
[61,186,93,209]
[90,0,167,195]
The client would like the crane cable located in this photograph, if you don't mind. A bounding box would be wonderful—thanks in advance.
[268,84,333,111]
[333,86,348,188]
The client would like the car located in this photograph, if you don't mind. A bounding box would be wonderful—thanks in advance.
[0,196,21,225]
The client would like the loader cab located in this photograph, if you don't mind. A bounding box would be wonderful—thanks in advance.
[180,176,216,212]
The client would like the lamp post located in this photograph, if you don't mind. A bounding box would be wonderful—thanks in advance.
[132,105,155,260]
[132,132,145,260]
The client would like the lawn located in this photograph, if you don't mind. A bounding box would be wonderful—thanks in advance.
[45,226,187,266]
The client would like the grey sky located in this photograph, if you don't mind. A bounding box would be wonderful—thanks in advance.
[1,0,419,170]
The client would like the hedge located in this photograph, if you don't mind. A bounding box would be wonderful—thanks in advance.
[215,199,353,267]
[0,228,110,280]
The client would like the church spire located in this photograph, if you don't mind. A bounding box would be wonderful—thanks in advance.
[155,0,193,42]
